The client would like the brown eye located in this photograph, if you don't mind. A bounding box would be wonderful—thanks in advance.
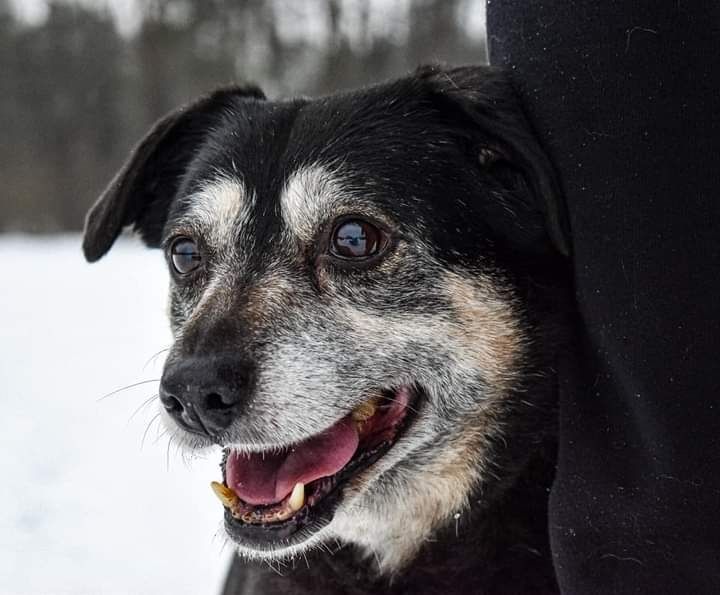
[330,219,385,260]
[170,237,202,275]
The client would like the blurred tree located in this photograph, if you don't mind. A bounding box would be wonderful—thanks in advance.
[1,2,127,231]
[0,0,485,233]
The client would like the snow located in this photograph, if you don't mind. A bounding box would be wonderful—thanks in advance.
[0,235,233,595]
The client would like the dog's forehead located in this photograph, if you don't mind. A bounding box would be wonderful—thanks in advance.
[165,84,477,257]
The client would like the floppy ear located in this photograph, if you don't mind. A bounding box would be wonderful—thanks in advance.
[82,84,265,263]
[418,64,571,258]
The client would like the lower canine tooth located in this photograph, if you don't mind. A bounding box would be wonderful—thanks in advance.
[210,481,238,508]
[288,482,305,512]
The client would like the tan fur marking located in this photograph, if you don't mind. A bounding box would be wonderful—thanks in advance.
[328,272,526,572]
[444,272,525,391]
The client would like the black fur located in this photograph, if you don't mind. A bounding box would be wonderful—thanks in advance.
[83,65,573,594]
[83,66,569,265]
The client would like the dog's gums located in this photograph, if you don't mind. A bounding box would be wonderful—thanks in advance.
[210,387,415,539]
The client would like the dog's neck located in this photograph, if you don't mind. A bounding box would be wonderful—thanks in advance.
[222,449,559,595]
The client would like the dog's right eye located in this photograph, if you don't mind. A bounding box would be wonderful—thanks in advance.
[330,219,387,261]
[169,237,202,275]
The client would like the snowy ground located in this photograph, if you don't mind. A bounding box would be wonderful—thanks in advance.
[0,235,233,595]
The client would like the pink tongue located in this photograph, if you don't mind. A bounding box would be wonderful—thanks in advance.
[226,417,359,505]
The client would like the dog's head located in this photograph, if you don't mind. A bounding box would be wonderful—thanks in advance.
[84,65,569,572]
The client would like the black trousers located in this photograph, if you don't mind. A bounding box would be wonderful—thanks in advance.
[488,2,720,593]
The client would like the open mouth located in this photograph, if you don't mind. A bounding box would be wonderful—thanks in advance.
[211,385,418,547]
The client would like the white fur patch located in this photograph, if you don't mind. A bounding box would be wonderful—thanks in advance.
[181,176,253,252]
[280,165,345,241]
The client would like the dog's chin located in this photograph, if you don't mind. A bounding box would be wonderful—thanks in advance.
[210,385,424,557]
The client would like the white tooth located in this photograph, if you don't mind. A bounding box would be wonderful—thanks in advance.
[288,482,305,512]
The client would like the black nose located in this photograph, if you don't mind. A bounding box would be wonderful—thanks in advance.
[159,356,253,438]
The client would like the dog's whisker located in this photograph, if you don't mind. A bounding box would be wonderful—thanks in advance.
[174,436,187,467]
[263,561,280,576]
[372,550,382,572]
[128,393,159,424]
[141,412,161,450]
[97,378,161,402]
[215,529,232,554]
[141,347,171,372]
[332,538,344,555]
[153,426,169,445]
[177,438,206,467]
[165,429,180,470]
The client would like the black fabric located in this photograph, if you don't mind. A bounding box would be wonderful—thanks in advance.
[487,2,720,593]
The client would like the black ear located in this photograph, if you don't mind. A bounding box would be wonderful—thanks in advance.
[418,64,571,258]
[82,84,265,262]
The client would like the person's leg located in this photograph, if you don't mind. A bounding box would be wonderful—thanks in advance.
[487,2,720,592]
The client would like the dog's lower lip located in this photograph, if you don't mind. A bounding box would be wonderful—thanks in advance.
[215,385,421,546]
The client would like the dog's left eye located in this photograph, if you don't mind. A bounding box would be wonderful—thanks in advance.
[169,237,202,275]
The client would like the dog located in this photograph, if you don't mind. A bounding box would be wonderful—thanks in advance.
[83,64,572,594]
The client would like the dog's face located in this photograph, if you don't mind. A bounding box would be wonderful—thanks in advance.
[84,66,568,573]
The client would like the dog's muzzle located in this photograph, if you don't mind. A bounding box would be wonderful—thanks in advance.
[159,354,421,549]
[216,386,418,548]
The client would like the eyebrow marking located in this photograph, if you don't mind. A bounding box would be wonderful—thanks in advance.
[280,165,345,242]
[181,176,254,250]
